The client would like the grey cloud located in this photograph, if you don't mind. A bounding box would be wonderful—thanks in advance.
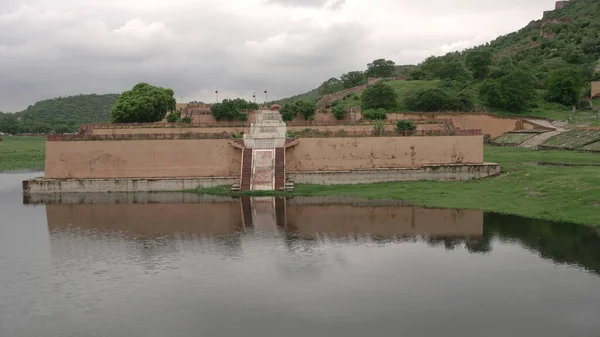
[266,0,329,8]
[0,0,557,111]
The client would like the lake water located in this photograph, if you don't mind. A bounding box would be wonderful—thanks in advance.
[1,172,600,337]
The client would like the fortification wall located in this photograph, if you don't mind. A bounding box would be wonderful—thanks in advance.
[592,82,600,98]
[383,113,525,138]
[45,139,241,179]
[286,136,483,172]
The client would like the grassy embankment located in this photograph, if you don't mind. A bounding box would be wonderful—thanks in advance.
[0,136,46,172]
[197,146,600,227]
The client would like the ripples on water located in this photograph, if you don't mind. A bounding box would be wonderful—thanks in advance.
[1,172,600,337]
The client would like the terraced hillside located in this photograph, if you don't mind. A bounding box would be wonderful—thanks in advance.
[491,132,539,146]
[540,130,600,151]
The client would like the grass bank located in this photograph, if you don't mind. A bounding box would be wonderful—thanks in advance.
[0,136,45,172]
[195,146,600,227]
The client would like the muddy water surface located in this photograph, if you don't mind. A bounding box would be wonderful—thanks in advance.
[1,172,600,337]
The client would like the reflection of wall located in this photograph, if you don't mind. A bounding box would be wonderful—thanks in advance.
[286,136,483,172]
[286,204,483,237]
[45,140,241,179]
[46,203,242,236]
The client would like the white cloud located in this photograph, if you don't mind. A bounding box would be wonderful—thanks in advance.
[0,0,557,111]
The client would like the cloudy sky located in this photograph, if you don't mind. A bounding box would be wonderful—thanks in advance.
[1,0,557,112]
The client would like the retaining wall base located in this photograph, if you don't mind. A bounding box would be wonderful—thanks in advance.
[23,177,238,194]
[288,163,501,185]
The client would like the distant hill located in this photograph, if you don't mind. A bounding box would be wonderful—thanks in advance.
[275,0,600,119]
[0,94,119,133]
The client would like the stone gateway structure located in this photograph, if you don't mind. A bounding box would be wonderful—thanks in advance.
[24,108,501,194]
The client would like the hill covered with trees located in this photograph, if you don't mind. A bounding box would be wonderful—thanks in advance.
[277,0,600,119]
[0,94,119,134]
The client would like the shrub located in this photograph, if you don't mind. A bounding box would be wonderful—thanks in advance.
[373,120,386,136]
[332,104,346,120]
[396,120,416,135]
[180,116,192,123]
[166,113,179,123]
[280,100,317,121]
[362,108,387,120]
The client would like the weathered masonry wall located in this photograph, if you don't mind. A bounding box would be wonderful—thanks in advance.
[592,81,600,98]
[385,113,529,138]
[286,136,483,172]
[45,139,241,179]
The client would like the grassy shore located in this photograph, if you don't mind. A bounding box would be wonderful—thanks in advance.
[0,136,46,172]
[196,146,600,227]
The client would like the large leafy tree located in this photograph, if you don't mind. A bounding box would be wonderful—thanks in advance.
[210,99,252,121]
[545,68,584,106]
[480,70,537,112]
[366,59,396,78]
[340,71,366,88]
[361,82,397,110]
[465,50,492,80]
[111,83,176,123]
[279,100,317,121]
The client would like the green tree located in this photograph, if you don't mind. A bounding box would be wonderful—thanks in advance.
[480,70,536,112]
[279,100,317,121]
[331,103,346,120]
[545,68,584,106]
[0,113,22,134]
[340,71,366,88]
[404,88,456,112]
[366,59,396,78]
[362,108,387,120]
[210,99,249,121]
[396,120,417,135]
[166,113,179,123]
[465,50,492,80]
[318,78,343,96]
[437,62,471,81]
[53,124,71,134]
[362,82,397,110]
[111,83,176,123]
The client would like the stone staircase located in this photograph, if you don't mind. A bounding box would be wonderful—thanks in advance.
[240,148,253,191]
[275,148,285,191]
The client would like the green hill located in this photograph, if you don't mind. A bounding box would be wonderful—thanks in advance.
[0,94,119,134]
[276,0,600,120]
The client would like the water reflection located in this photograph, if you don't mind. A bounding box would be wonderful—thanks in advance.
[2,179,599,336]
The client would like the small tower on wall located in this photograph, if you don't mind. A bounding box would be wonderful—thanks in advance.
[555,1,568,10]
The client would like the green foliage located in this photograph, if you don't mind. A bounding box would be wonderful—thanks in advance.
[545,68,585,106]
[404,88,462,112]
[111,83,176,123]
[373,120,386,136]
[0,94,119,134]
[166,113,179,123]
[180,116,192,123]
[362,108,387,120]
[366,59,396,78]
[480,70,537,112]
[465,50,493,79]
[210,98,253,121]
[318,78,343,96]
[340,71,366,88]
[332,103,346,120]
[280,100,317,121]
[362,82,397,110]
[396,120,417,135]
